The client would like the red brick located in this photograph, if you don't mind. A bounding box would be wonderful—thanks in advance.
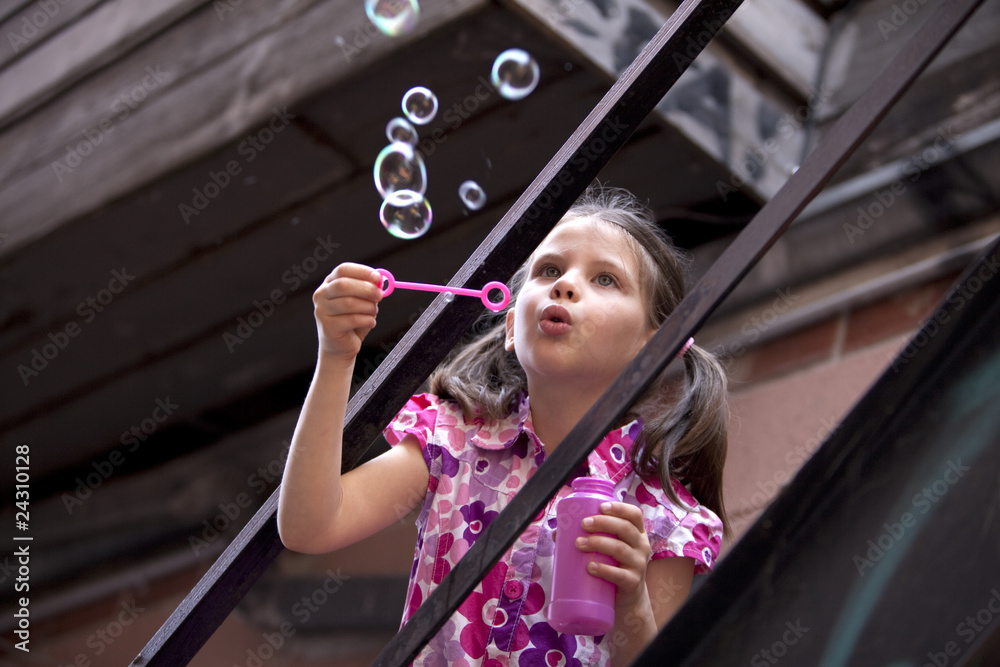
[742,317,840,384]
[843,274,955,354]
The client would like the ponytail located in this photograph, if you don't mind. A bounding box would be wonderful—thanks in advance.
[630,342,730,540]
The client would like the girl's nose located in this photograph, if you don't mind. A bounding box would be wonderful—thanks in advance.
[550,274,577,300]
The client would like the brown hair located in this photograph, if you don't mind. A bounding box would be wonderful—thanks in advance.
[430,186,730,538]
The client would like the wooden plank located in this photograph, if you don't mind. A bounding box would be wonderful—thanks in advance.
[0,0,105,71]
[0,0,34,24]
[0,0,210,124]
[0,0,485,256]
[511,0,813,201]
[716,0,827,98]
[819,0,1000,120]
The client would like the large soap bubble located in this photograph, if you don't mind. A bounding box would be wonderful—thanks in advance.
[402,86,438,125]
[380,190,432,239]
[374,141,426,198]
[491,49,539,101]
[365,0,419,36]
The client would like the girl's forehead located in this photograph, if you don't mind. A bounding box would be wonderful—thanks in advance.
[533,216,640,265]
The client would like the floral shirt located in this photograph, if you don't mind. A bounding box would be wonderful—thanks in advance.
[383,393,723,667]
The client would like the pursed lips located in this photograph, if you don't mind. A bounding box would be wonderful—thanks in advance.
[539,304,573,335]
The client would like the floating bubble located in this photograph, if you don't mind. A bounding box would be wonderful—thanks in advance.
[374,142,426,198]
[365,0,419,36]
[458,180,486,210]
[380,190,432,239]
[386,116,418,145]
[443,291,455,302]
[491,49,539,101]
[402,86,438,125]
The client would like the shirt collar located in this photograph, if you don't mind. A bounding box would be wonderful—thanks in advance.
[469,393,641,483]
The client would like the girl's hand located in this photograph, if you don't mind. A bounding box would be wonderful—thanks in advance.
[313,263,384,359]
[576,501,653,613]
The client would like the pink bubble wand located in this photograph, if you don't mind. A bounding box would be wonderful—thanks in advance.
[376,268,511,312]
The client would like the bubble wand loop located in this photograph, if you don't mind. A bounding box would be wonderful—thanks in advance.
[376,268,511,312]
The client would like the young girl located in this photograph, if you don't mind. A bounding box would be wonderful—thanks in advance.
[278,186,729,667]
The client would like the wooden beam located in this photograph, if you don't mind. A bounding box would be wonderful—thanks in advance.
[0,0,209,124]
[0,0,485,256]
[509,0,823,201]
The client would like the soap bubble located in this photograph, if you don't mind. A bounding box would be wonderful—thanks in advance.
[365,0,419,36]
[380,190,432,239]
[443,291,455,302]
[458,180,486,210]
[402,86,438,125]
[374,142,426,198]
[491,49,539,101]
[386,116,418,145]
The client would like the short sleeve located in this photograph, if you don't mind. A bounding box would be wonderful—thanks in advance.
[383,393,440,452]
[633,477,723,575]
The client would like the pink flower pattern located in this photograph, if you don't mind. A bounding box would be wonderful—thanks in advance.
[384,394,722,666]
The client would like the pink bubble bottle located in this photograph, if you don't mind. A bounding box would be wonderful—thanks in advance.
[548,477,617,635]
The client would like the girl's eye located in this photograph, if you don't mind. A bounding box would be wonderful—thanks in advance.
[596,274,616,287]
[541,265,561,278]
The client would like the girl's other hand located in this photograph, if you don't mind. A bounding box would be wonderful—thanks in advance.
[313,263,384,359]
[576,501,653,613]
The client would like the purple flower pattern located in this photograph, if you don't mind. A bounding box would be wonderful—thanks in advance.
[384,393,723,665]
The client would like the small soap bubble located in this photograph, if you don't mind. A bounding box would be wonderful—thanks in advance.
[458,180,486,210]
[374,142,426,198]
[386,116,418,145]
[365,0,419,36]
[491,49,540,101]
[402,86,438,125]
[380,189,432,239]
[443,291,455,303]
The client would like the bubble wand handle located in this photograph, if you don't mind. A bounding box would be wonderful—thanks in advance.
[376,268,511,312]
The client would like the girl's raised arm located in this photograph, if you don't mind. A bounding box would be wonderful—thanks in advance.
[277,263,429,554]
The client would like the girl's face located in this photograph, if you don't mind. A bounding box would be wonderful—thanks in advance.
[505,216,656,394]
